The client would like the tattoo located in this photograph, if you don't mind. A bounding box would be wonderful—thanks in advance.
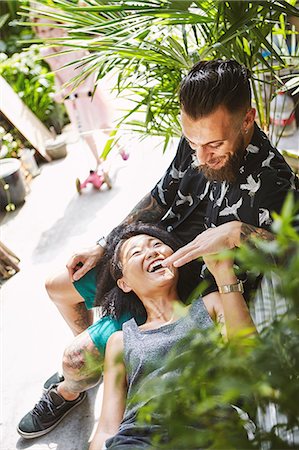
[240,223,275,243]
[122,193,166,225]
[216,313,225,325]
[63,333,103,392]
[73,303,93,334]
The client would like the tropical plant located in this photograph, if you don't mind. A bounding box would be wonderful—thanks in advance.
[136,193,299,449]
[0,125,22,159]
[0,45,68,133]
[20,0,299,152]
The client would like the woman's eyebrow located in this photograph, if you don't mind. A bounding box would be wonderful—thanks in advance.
[126,237,158,257]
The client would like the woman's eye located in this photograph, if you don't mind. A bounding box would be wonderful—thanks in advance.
[132,250,141,256]
[153,241,162,247]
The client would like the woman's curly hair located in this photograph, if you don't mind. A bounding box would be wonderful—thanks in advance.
[94,222,201,321]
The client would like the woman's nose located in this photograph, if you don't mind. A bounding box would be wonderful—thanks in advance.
[146,248,159,259]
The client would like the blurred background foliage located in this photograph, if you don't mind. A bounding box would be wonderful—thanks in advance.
[137,193,299,449]
[0,0,68,142]
[19,0,299,151]
[0,0,33,55]
[0,45,68,134]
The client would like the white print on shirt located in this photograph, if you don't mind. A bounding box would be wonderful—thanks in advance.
[176,190,194,207]
[259,208,272,226]
[191,153,200,169]
[240,174,261,206]
[198,181,211,200]
[215,182,229,208]
[262,151,275,168]
[219,197,243,220]
[290,173,297,190]
[169,164,188,180]
[156,177,167,205]
[162,208,181,222]
[246,144,260,154]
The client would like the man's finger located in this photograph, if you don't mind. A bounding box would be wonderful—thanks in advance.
[67,255,85,279]
[172,248,203,267]
[162,244,195,267]
[72,263,88,281]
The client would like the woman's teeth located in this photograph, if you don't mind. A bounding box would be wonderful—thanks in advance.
[150,263,163,273]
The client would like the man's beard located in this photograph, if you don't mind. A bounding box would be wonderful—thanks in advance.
[199,136,246,183]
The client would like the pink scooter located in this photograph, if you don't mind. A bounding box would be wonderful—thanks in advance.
[76,168,112,194]
[76,149,129,194]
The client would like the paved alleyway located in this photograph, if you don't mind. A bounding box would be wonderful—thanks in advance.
[1,130,174,450]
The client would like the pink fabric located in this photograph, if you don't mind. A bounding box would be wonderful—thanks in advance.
[41,48,112,132]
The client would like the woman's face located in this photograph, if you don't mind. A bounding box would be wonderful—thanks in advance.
[117,234,178,296]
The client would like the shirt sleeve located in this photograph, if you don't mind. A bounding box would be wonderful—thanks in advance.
[151,137,188,208]
[254,168,299,231]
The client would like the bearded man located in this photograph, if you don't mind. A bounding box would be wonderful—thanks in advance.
[18,59,299,439]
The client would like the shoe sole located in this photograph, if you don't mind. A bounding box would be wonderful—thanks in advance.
[17,392,87,439]
[43,374,65,392]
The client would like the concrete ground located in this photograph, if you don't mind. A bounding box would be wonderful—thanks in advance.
[1,129,174,450]
[1,121,298,450]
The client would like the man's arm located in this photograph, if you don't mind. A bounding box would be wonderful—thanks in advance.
[70,193,167,281]
[120,192,167,225]
[162,221,275,268]
[240,223,275,243]
[89,331,126,450]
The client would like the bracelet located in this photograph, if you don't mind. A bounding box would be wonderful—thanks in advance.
[218,280,244,294]
[96,236,107,249]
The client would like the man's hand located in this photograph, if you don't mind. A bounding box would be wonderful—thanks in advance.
[67,245,104,282]
[162,221,242,268]
[203,254,236,286]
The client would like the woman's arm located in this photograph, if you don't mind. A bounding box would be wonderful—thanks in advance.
[203,256,256,340]
[89,331,127,450]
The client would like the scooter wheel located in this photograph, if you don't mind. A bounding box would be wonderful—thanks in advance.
[76,178,82,194]
[103,172,112,190]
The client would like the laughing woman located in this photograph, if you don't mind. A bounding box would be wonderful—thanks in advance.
[90,223,255,450]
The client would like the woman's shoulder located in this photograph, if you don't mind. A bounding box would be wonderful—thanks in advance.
[106,330,124,356]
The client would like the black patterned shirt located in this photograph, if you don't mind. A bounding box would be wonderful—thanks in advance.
[152,123,299,243]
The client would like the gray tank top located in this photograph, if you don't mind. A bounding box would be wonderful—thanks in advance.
[105,298,214,449]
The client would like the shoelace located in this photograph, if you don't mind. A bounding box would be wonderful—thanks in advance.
[31,390,60,417]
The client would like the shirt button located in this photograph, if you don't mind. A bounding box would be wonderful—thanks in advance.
[167,226,173,232]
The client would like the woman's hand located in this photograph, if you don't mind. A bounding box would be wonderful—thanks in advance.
[67,244,104,282]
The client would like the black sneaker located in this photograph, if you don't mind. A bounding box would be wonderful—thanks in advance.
[43,372,65,391]
[17,385,86,439]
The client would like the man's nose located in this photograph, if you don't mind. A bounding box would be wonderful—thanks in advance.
[195,146,210,165]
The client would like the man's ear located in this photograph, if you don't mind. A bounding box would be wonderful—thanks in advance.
[243,107,256,131]
[117,278,132,293]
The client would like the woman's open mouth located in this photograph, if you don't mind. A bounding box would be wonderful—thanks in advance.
[147,260,164,273]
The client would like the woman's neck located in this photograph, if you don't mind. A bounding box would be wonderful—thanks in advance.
[141,287,181,324]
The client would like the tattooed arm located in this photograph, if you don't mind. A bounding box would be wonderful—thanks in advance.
[240,222,275,244]
[163,220,275,268]
[120,192,167,225]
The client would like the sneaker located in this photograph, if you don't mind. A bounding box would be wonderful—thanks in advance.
[17,385,86,439]
[43,372,65,391]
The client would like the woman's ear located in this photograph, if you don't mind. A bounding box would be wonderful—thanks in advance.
[117,278,132,293]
